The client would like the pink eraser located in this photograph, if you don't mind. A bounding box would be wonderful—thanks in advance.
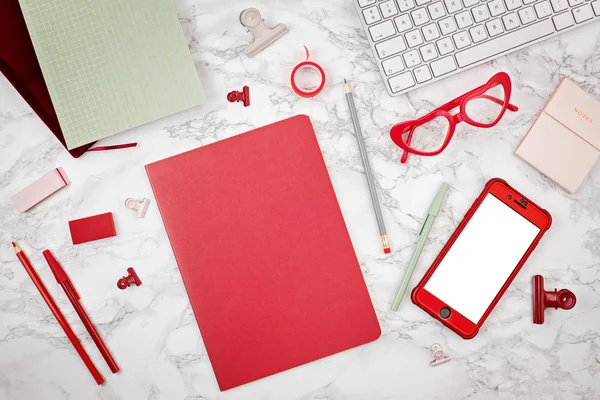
[11,168,70,212]
[69,212,117,245]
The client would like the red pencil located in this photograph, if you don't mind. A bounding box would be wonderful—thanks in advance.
[43,249,119,373]
[12,242,104,385]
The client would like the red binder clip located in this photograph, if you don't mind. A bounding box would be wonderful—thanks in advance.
[532,275,576,324]
[227,86,250,107]
[117,267,142,290]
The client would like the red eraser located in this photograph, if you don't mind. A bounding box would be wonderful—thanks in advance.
[384,248,391,254]
[69,212,116,245]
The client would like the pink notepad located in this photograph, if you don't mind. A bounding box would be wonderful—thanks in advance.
[11,168,70,212]
[515,79,600,193]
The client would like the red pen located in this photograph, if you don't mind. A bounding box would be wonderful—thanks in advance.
[12,242,104,385]
[43,249,120,374]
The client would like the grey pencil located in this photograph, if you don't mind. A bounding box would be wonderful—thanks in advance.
[344,79,391,254]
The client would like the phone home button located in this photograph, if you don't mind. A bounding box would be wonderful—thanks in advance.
[440,307,451,319]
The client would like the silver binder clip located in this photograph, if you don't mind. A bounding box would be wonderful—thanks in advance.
[240,8,288,57]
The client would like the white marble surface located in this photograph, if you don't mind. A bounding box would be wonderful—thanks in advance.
[1,1,599,399]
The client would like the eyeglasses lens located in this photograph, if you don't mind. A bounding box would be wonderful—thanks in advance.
[403,116,450,153]
[464,84,506,125]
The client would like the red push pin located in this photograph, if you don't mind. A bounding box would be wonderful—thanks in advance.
[532,275,576,324]
[227,86,250,107]
[117,267,142,290]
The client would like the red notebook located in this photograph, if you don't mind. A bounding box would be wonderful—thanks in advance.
[145,115,380,391]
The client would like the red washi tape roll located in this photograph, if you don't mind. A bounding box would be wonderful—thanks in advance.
[290,46,326,98]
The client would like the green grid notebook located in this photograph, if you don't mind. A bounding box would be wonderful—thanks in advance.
[18,0,204,149]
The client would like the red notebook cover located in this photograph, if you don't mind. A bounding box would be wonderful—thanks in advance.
[0,0,94,158]
[145,115,381,391]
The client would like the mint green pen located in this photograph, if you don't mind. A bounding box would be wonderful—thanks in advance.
[391,182,449,311]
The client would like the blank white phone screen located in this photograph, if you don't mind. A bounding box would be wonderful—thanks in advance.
[424,194,540,323]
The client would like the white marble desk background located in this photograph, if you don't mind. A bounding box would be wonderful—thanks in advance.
[0,0,599,399]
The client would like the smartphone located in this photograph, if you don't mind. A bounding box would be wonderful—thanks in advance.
[411,178,551,339]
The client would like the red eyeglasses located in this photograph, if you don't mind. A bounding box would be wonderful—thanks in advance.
[390,72,518,163]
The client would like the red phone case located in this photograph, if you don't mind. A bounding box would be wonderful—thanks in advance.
[411,178,552,339]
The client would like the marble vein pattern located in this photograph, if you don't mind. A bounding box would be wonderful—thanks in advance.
[0,0,599,399]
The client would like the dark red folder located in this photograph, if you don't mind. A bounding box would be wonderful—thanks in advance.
[146,115,380,391]
[0,0,94,157]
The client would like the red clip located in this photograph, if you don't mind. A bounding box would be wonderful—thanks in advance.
[532,275,576,324]
[227,86,250,107]
[117,267,142,290]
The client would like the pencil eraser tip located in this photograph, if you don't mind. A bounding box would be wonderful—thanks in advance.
[384,248,391,254]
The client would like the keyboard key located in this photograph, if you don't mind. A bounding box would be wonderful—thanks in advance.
[398,0,415,12]
[445,0,464,13]
[593,1,600,16]
[420,43,439,61]
[439,16,458,34]
[502,12,521,30]
[375,36,407,58]
[551,0,568,12]
[406,29,425,46]
[552,10,575,29]
[505,0,523,10]
[416,0,432,5]
[470,24,489,42]
[488,0,507,17]
[472,5,491,22]
[423,23,442,41]
[436,37,455,54]
[456,19,555,67]
[403,49,422,67]
[518,7,537,24]
[411,8,431,25]
[358,0,377,7]
[486,18,505,35]
[414,65,433,83]
[382,56,405,75]
[456,10,475,28]
[389,71,416,93]
[369,20,397,41]
[463,0,479,7]
[573,4,594,22]
[431,56,458,76]
[380,0,400,18]
[428,1,447,19]
[398,0,417,11]
[535,0,552,18]
[453,30,472,49]
[395,15,414,32]
[568,0,584,6]
[363,6,383,24]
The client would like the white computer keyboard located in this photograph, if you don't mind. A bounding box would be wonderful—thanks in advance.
[354,0,600,96]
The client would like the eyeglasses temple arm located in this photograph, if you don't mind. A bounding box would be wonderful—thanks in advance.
[402,127,416,164]
[478,94,519,111]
